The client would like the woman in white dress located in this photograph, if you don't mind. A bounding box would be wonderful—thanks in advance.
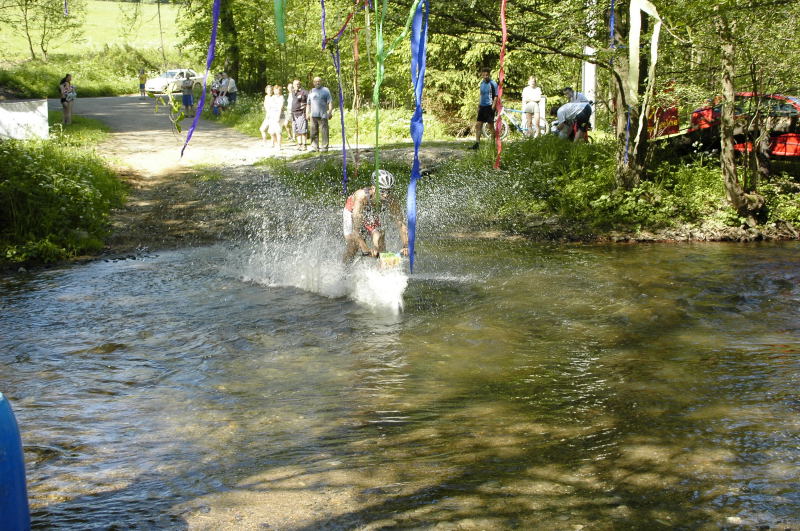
[268,84,284,150]
[522,76,543,138]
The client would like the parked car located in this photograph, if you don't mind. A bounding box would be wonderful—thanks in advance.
[688,92,800,157]
[144,69,201,95]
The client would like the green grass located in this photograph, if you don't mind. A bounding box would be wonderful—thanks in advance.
[205,93,454,145]
[0,112,126,266]
[258,133,800,238]
[0,0,180,59]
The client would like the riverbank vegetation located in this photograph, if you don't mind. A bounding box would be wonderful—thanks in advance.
[262,137,800,241]
[0,114,126,266]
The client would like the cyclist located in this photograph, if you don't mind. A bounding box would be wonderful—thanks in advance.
[342,170,409,263]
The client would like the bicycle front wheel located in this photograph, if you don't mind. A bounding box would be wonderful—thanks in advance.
[482,120,510,140]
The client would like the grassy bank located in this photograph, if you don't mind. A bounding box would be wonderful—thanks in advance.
[0,114,126,266]
[1,0,185,98]
[260,135,800,239]
[0,0,180,58]
[0,45,189,99]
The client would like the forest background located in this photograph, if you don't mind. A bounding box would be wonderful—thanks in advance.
[1,0,800,266]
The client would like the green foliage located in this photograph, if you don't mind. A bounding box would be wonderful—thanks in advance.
[255,156,411,206]
[761,174,800,224]
[0,114,126,265]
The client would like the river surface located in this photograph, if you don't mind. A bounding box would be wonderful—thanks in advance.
[2,239,800,529]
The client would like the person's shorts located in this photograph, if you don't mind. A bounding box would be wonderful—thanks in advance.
[477,105,495,123]
[523,102,540,115]
[182,94,193,107]
[293,114,308,135]
[575,104,592,128]
[139,83,145,90]
[228,92,237,104]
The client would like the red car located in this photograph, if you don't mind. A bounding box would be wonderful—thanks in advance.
[689,92,800,157]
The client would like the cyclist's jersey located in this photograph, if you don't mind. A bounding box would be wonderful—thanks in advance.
[345,188,381,233]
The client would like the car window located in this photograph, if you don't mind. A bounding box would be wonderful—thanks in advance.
[164,71,178,78]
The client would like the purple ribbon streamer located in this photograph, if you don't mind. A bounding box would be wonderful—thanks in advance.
[181,0,221,158]
[320,0,328,49]
[406,0,428,273]
[330,47,349,195]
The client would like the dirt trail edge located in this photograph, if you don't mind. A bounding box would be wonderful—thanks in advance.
[48,96,268,254]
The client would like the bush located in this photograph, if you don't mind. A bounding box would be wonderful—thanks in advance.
[0,115,126,265]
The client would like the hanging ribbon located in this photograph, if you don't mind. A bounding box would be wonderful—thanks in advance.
[627,0,662,107]
[330,45,349,196]
[181,0,221,157]
[406,0,428,273]
[493,0,508,169]
[321,0,370,196]
[274,0,287,44]
[372,0,424,180]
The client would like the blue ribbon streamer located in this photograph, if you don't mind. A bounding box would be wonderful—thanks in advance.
[609,0,615,47]
[181,0,221,158]
[406,0,428,273]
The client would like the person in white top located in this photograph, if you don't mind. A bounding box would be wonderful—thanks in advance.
[268,84,284,149]
[522,76,543,138]
[259,85,274,143]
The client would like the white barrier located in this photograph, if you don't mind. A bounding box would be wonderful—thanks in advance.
[0,99,49,140]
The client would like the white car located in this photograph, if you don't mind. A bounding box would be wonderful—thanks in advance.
[144,69,201,95]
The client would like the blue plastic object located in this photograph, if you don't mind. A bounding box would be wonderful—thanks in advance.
[0,392,31,530]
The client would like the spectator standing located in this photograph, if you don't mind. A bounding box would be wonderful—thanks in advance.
[259,84,273,143]
[138,69,147,99]
[284,82,296,143]
[220,72,238,106]
[211,73,223,115]
[291,79,309,150]
[181,74,195,118]
[307,76,333,152]
[470,68,498,150]
[59,73,76,125]
[268,84,285,149]
[522,76,543,138]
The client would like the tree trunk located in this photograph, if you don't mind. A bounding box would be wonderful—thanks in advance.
[715,13,763,224]
[21,1,37,61]
[219,0,240,81]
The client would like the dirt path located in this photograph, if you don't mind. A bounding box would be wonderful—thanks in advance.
[52,96,265,173]
[48,96,284,253]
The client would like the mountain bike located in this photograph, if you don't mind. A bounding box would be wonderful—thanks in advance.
[482,107,548,140]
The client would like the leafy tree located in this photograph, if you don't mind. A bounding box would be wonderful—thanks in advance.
[3,0,85,60]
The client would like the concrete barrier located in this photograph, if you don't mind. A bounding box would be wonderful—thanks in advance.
[0,99,49,140]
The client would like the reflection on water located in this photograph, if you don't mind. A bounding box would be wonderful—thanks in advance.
[1,241,799,529]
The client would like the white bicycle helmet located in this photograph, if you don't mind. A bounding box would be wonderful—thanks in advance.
[374,169,395,191]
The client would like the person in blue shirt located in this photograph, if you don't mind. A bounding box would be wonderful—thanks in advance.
[307,76,333,152]
[471,68,498,150]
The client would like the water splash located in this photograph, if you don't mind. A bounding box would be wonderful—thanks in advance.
[237,174,408,312]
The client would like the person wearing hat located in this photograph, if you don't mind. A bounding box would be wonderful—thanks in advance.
[342,170,409,263]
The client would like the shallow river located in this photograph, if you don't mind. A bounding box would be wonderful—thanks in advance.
[2,238,799,529]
